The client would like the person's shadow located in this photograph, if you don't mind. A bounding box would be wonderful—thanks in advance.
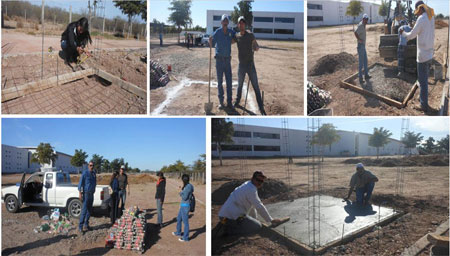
[343,200,377,223]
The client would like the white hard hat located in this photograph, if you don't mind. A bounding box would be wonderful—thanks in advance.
[356,163,365,169]
[363,14,369,19]
[221,14,229,22]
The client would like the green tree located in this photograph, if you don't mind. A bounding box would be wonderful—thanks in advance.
[378,0,389,20]
[212,118,234,166]
[346,0,364,29]
[437,135,449,154]
[193,154,206,172]
[422,137,436,154]
[401,131,423,154]
[110,158,121,171]
[312,123,341,161]
[90,154,103,173]
[102,159,111,173]
[368,127,393,158]
[31,143,58,166]
[71,149,88,173]
[168,0,192,43]
[113,0,146,38]
[231,0,253,29]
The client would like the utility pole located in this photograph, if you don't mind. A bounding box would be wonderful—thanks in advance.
[41,0,45,79]
[69,6,72,23]
[24,9,27,22]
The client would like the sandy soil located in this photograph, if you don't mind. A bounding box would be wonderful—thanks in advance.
[2,174,205,255]
[307,22,449,116]
[211,156,449,255]
[150,38,303,116]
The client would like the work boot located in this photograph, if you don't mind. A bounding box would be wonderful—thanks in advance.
[227,103,235,111]
[234,102,242,109]
[359,77,364,84]
[365,74,371,80]
[260,108,267,116]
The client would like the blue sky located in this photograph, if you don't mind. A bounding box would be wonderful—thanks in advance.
[150,0,304,27]
[1,118,205,171]
[229,117,449,141]
[27,0,146,23]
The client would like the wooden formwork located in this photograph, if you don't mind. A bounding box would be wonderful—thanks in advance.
[339,63,418,109]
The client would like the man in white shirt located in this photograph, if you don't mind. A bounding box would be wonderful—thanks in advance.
[399,1,435,112]
[218,171,285,235]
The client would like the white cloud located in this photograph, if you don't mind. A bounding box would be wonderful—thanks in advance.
[411,118,449,133]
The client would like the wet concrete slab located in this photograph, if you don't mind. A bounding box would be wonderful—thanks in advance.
[260,195,399,251]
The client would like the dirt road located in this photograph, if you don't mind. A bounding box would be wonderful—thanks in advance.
[2,31,146,55]
[150,38,303,116]
[212,156,449,255]
[308,22,449,116]
[2,174,205,255]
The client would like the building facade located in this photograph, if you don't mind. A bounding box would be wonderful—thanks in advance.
[212,124,417,158]
[308,0,392,27]
[207,10,304,40]
[2,144,78,173]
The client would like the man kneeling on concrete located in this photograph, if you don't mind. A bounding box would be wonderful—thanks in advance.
[218,171,285,236]
[344,163,378,205]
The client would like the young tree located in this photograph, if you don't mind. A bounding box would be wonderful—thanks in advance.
[113,0,146,38]
[212,118,234,166]
[368,127,392,158]
[346,0,364,29]
[193,154,206,172]
[71,149,88,174]
[168,0,192,43]
[437,135,449,154]
[312,123,341,161]
[31,143,58,167]
[231,0,253,29]
[422,137,436,154]
[378,0,390,20]
[401,131,423,154]
[90,154,104,173]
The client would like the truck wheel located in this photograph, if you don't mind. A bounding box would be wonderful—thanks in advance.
[5,195,19,213]
[68,199,82,219]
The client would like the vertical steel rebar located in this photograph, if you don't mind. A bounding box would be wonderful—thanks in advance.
[41,0,45,79]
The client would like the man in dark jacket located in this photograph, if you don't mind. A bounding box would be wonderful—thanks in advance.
[61,17,92,64]
[155,172,166,228]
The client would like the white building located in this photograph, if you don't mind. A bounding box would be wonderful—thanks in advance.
[207,10,303,40]
[308,0,393,27]
[212,124,418,158]
[2,144,78,174]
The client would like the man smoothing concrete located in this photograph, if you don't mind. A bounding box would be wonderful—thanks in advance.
[233,16,266,115]
[344,163,379,205]
[209,14,236,110]
[218,171,286,236]
[399,1,435,112]
[354,14,371,84]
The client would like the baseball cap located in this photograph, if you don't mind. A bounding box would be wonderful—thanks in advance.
[415,1,424,9]
[363,13,369,19]
[238,16,246,23]
[252,171,267,180]
[221,14,229,22]
[356,163,365,169]
[120,165,125,169]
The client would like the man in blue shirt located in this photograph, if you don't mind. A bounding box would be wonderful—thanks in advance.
[78,161,97,234]
[397,20,411,77]
[209,14,236,110]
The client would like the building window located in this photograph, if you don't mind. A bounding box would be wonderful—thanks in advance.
[253,132,280,139]
[213,26,219,31]
[254,145,280,151]
[275,17,295,23]
[274,29,294,35]
[221,145,252,151]
[234,131,252,138]
[213,15,221,21]
[307,3,323,10]
[254,17,273,23]
[308,16,323,22]
[253,28,273,34]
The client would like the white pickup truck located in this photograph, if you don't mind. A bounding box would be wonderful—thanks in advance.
[2,171,110,218]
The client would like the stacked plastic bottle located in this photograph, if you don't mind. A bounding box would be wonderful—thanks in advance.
[307,81,332,114]
[107,206,146,253]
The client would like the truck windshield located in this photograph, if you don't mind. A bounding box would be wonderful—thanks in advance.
[56,173,71,185]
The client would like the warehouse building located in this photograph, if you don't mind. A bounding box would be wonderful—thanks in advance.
[212,124,417,158]
[308,0,393,27]
[2,144,78,174]
[207,10,303,40]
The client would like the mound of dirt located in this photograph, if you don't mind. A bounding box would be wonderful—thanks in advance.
[435,19,449,29]
[309,52,356,76]
[72,173,157,185]
[342,154,449,167]
[212,179,289,205]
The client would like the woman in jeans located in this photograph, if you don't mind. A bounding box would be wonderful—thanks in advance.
[172,174,194,242]
[155,172,166,228]
[109,171,120,225]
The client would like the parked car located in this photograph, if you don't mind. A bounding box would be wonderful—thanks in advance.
[1,171,110,218]
[201,34,210,47]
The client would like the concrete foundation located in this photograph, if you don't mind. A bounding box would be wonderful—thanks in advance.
[260,195,401,254]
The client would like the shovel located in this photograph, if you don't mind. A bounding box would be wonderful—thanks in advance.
[243,76,251,114]
[204,44,213,114]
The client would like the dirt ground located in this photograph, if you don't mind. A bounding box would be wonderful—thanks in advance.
[211,155,449,255]
[150,37,303,116]
[2,173,205,255]
[307,22,450,116]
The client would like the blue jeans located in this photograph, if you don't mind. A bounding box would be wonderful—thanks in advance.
[357,43,369,78]
[356,182,375,205]
[417,60,430,109]
[224,215,262,236]
[79,192,94,230]
[175,206,190,241]
[216,56,233,105]
[156,198,163,225]
[110,192,119,224]
[118,190,126,213]
[236,62,265,113]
